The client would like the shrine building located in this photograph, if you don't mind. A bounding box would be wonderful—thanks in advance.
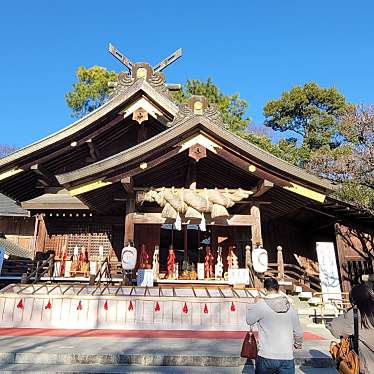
[0,45,373,296]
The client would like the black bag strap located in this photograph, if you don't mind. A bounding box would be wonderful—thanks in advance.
[353,306,359,355]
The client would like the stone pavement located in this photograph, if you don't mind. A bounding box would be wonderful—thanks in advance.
[0,321,338,373]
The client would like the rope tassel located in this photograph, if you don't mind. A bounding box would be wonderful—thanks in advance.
[230,302,236,312]
[16,299,24,310]
[44,300,52,310]
[154,302,160,312]
[203,303,208,314]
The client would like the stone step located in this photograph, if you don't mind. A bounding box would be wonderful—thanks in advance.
[0,352,335,368]
[0,363,339,374]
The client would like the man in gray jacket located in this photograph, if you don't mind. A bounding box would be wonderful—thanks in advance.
[246,277,303,374]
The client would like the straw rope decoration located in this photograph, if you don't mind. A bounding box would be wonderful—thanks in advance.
[141,188,252,220]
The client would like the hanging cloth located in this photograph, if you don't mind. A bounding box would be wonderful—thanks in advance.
[199,212,206,232]
[174,212,182,231]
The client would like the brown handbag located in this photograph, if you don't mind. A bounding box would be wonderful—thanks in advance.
[240,328,258,359]
[329,307,360,374]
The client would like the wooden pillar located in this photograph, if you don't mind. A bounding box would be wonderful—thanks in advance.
[124,198,135,245]
[250,205,262,247]
[185,159,197,189]
[334,223,351,293]
[183,225,188,261]
[36,214,47,253]
[250,205,263,287]
[32,214,40,258]
[245,244,256,287]
[277,245,285,280]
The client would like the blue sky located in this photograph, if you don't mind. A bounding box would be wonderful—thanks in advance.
[1,1,374,147]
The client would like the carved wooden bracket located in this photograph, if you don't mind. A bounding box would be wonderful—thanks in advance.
[188,143,207,161]
[132,108,148,124]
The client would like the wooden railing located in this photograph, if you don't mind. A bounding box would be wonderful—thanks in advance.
[266,262,321,292]
[90,257,112,285]
[21,254,55,284]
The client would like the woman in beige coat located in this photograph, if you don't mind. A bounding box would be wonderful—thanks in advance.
[328,284,374,374]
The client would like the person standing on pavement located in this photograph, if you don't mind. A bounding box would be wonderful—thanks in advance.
[246,277,303,374]
[327,284,374,374]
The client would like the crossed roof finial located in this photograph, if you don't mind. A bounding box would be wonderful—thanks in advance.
[108,43,182,73]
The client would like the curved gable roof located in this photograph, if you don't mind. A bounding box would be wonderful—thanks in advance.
[0,79,178,170]
[56,115,335,192]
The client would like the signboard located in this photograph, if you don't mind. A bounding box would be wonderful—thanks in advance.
[228,268,250,285]
[137,269,154,287]
[197,263,205,280]
[0,246,4,275]
[316,242,342,302]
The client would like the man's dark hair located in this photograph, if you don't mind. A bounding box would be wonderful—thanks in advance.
[264,277,279,292]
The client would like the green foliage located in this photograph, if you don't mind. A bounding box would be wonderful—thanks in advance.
[334,182,374,214]
[65,66,117,118]
[263,82,354,154]
[172,78,250,133]
[237,131,302,166]
[307,104,374,212]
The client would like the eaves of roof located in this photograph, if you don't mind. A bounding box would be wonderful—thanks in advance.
[0,238,33,259]
[56,115,335,192]
[21,191,89,210]
[0,193,29,217]
[0,79,178,169]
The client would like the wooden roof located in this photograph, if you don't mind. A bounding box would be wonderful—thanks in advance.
[0,79,177,170]
[0,79,178,202]
[21,190,88,210]
[56,115,335,193]
[0,193,29,217]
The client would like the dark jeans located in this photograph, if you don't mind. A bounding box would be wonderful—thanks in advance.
[255,356,295,374]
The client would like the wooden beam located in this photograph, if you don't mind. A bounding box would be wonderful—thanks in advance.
[69,180,112,196]
[179,134,221,153]
[106,147,182,183]
[36,178,49,187]
[86,139,100,162]
[121,176,134,194]
[283,183,326,203]
[124,199,135,245]
[185,159,197,189]
[215,148,292,188]
[250,205,262,246]
[20,115,124,170]
[252,179,273,197]
[0,168,23,181]
[131,212,254,226]
[31,164,59,185]
[137,123,147,144]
